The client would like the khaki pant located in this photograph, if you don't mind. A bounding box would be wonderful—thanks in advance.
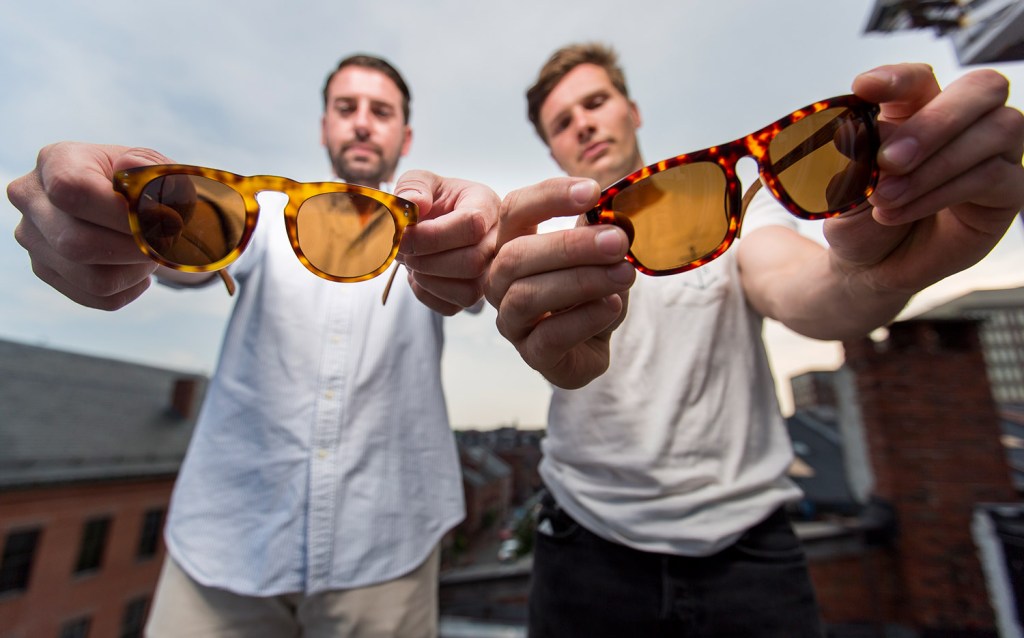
[146,546,440,638]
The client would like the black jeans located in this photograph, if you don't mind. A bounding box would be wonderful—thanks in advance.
[528,493,825,638]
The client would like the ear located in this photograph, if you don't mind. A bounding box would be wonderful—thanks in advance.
[628,100,642,131]
[400,125,413,158]
[320,114,328,148]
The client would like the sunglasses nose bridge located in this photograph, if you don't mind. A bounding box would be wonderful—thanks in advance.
[714,136,766,238]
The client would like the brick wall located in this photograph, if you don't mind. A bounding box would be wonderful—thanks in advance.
[0,478,173,637]
[842,319,1016,632]
[809,550,903,624]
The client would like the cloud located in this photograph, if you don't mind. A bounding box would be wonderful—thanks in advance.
[3,0,1024,427]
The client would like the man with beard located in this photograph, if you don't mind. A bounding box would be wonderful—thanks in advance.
[8,54,497,637]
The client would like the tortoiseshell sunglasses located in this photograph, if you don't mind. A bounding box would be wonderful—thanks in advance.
[586,94,881,276]
[113,164,417,302]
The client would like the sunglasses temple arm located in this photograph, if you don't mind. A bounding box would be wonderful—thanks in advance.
[738,180,764,239]
[380,264,398,305]
[219,270,237,296]
[770,116,844,175]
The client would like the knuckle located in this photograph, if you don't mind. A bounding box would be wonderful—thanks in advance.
[124,146,171,166]
[496,236,528,279]
[45,166,89,214]
[49,226,98,263]
[994,106,1024,143]
[501,283,534,319]
[499,189,522,221]
[6,176,30,210]
[465,207,492,243]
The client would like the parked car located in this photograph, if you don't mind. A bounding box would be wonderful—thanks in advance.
[497,538,521,563]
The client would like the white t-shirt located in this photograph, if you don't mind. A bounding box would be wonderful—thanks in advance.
[541,192,804,556]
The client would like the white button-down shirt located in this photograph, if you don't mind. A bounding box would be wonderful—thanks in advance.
[164,192,464,595]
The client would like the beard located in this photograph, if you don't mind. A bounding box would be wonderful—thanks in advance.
[330,143,399,188]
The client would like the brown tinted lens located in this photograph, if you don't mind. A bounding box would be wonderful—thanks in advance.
[297,192,397,277]
[611,162,730,272]
[769,106,874,215]
[137,175,245,266]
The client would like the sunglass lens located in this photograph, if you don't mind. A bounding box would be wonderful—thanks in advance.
[769,106,874,215]
[611,162,731,272]
[297,193,397,278]
[137,175,245,266]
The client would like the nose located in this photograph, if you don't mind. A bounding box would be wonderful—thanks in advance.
[352,102,372,135]
[570,107,595,143]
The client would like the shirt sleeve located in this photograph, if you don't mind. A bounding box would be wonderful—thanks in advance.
[739,188,799,236]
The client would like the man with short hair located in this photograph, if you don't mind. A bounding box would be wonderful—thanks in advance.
[9,53,498,637]
[487,42,1024,636]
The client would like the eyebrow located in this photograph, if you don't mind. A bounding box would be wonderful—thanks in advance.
[545,88,609,134]
[330,96,398,113]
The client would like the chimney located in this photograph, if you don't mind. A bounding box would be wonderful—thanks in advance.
[169,377,197,419]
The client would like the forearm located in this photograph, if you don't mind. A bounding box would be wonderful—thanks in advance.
[739,227,913,342]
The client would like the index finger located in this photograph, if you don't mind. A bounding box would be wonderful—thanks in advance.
[394,170,499,256]
[37,143,172,233]
[496,177,599,249]
[853,64,1011,174]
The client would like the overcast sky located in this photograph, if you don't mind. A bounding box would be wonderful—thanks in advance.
[2,0,1023,428]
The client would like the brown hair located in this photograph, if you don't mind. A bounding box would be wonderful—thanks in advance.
[322,54,412,124]
[526,42,629,143]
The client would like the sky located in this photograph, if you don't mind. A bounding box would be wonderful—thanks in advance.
[2,0,1023,429]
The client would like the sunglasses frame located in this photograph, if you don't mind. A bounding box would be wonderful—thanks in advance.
[585,94,881,276]
[113,164,418,286]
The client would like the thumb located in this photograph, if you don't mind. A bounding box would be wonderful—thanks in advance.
[111,146,176,173]
[394,169,442,219]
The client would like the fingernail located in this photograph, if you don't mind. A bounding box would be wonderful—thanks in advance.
[875,176,908,202]
[595,228,625,255]
[880,137,919,169]
[862,69,895,87]
[570,180,598,205]
[607,261,634,284]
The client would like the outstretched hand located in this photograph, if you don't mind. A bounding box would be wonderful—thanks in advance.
[826,63,1024,296]
[485,178,635,389]
[8,142,175,310]
[394,170,499,315]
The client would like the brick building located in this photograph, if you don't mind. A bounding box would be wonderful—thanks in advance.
[0,340,203,638]
[795,319,1018,636]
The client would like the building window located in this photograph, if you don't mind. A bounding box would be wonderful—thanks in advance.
[136,509,164,559]
[74,516,111,574]
[59,616,91,638]
[120,596,149,638]
[0,527,41,595]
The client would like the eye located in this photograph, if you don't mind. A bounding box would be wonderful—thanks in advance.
[372,105,395,119]
[585,93,608,110]
[549,116,571,137]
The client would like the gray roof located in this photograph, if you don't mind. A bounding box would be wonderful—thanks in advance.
[461,445,512,481]
[786,410,860,514]
[0,338,206,488]
[915,285,1024,319]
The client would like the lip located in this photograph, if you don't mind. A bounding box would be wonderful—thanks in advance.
[579,140,611,163]
[343,142,381,156]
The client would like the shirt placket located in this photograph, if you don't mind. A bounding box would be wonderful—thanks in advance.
[306,286,352,591]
